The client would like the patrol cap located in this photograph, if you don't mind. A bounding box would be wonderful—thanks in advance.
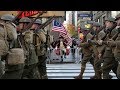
[93,22,101,27]
[34,19,42,24]
[19,17,31,23]
[115,13,120,21]
[1,14,15,21]
[105,17,116,23]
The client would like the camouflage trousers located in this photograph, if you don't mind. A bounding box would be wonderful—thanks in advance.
[37,55,48,79]
[1,64,24,79]
[102,57,118,79]
[22,64,40,79]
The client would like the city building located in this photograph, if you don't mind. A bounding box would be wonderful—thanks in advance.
[92,11,120,26]
[0,11,65,41]
[77,11,93,27]
[92,11,111,25]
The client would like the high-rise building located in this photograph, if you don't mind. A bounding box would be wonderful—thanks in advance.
[111,11,120,18]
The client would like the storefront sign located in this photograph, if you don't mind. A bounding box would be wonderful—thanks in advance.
[17,11,41,18]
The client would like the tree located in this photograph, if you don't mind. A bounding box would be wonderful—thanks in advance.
[67,24,77,37]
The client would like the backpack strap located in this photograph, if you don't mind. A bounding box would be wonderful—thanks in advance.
[0,23,9,49]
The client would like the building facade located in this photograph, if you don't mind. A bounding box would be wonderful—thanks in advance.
[77,11,93,29]
[92,11,111,25]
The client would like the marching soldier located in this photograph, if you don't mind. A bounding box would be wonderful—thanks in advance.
[114,14,120,79]
[31,19,48,79]
[74,23,94,79]
[104,13,120,79]
[88,22,103,79]
[0,15,9,78]
[16,17,39,79]
[0,14,25,79]
[97,17,118,79]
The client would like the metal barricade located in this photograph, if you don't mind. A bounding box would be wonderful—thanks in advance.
[46,47,82,64]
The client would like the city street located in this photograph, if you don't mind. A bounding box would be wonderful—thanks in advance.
[47,48,117,79]
[47,48,81,63]
[47,63,117,79]
[0,11,120,79]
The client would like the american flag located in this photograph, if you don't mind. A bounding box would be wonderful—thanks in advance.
[59,33,72,46]
[51,20,67,34]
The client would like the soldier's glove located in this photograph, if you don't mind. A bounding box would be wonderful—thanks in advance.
[97,40,103,45]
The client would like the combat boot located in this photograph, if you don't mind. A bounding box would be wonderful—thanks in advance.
[74,75,83,79]
[74,67,85,79]
[109,74,113,79]
[90,75,98,79]
[41,74,48,79]
[90,70,102,79]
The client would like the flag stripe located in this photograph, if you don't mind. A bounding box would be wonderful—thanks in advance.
[59,33,72,46]
[51,20,67,34]
[52,20,72,46]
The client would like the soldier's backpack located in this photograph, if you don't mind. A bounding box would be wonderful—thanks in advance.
[0,23,9,56]
[24,30,33,44]
[6,48,25,65]
[0,40,9,56]
[34,30,46,56]
[5,22,17,41]
[86,33,93,41]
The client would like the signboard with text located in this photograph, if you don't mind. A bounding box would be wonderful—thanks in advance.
[78,14,93,17]
[17,11,40,18]
[0,11,65,18]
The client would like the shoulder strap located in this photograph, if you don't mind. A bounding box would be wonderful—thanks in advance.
[33,33,42,47]
[1,23,9,49]
[17,35,23,48]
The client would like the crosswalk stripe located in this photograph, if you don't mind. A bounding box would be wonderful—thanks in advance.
[47,63,117,79]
